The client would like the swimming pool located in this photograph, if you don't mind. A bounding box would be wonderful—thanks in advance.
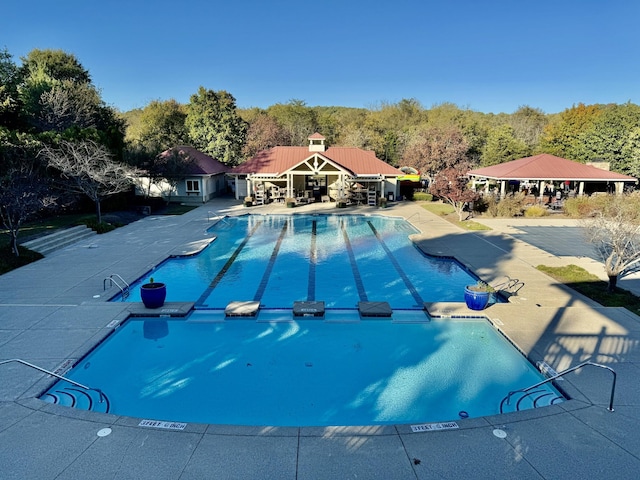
[43,313,563,426]
[118,214,482,308]
[42,213,562,426]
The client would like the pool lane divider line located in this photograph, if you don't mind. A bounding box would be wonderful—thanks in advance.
[253,221,289,302]
[341,219,368,302]
[307,220,317,301]
[367,221,424,306]
[195,220,263,307]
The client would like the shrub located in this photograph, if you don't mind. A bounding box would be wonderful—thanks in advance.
[524,205,549,217]
[485,195,499,217]
[563,194,625,218]
[496,193,525,217]
[413,192,433,201]
[563,197,595,218]
[83,220,117,234]
[472,196,489,215]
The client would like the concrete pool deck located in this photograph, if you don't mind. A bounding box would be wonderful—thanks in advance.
[1,198,639,479]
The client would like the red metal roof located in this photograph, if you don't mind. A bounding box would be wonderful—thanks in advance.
[159,146,229,175]
[229,146,403,176]
[468,154,636,181]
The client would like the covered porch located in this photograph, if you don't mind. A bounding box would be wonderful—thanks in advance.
[233,158,393,206]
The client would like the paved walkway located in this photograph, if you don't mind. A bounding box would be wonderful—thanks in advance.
[1,199,639,479]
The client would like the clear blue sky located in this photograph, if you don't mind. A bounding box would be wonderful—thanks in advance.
[4,0,639,114]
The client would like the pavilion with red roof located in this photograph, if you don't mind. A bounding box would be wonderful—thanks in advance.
[228,133,403,204]
[468,154,637,197]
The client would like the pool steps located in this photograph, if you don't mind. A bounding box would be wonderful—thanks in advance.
[499,389,564,414]
[42,386,110,414]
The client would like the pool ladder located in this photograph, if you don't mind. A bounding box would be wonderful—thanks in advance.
[492,276,524,295]
[104,273,130,300]
[0,358,109,412]
[208,211,230,225]
[500,361,617,414]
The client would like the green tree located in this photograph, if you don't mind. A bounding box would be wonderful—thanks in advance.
[14,48,126,158]
[185,87,247,165]
[326,107,369,146]
[539,103,602,160]
[19,49,90,83]
[18,49,90,129]
[508,105,548,150]
[266,99,317,146]
[130,99,188,156]
[361,99,426,164]
[621,127,640,179]
[0,48,21,129]
[481,124,530,166]
[576,103,640,173]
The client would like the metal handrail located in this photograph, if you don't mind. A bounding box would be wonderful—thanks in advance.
[208,211,230,224]
[492,275,524,293]
[505,361,616,412]
[0,358,106,403]
[103,274,130,299]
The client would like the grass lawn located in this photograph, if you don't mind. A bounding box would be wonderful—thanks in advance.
[0,246,44,275]
[420,201,491,231]
[537,264,640,317]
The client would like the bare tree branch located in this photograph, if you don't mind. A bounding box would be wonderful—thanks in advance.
[40,140,139,223]
[0,167,57,256]
[582,194,640,292]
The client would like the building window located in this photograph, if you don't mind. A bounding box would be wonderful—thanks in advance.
[186,180,200,195]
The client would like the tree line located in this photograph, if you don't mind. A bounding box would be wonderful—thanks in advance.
[5,47,640,176]
[125,90,640,180]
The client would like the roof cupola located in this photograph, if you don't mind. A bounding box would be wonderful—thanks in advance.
[308,133,326,152]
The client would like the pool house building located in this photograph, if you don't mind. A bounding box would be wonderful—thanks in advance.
[227,133,404,205]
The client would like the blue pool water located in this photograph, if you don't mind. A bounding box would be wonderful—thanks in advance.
[43,314,562,426]
[119,214,480,308]
[43,214,561,426]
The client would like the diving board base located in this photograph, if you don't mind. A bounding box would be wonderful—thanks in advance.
[225,301,260,317]
[358,301,392,317]
[293,301,325,317]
